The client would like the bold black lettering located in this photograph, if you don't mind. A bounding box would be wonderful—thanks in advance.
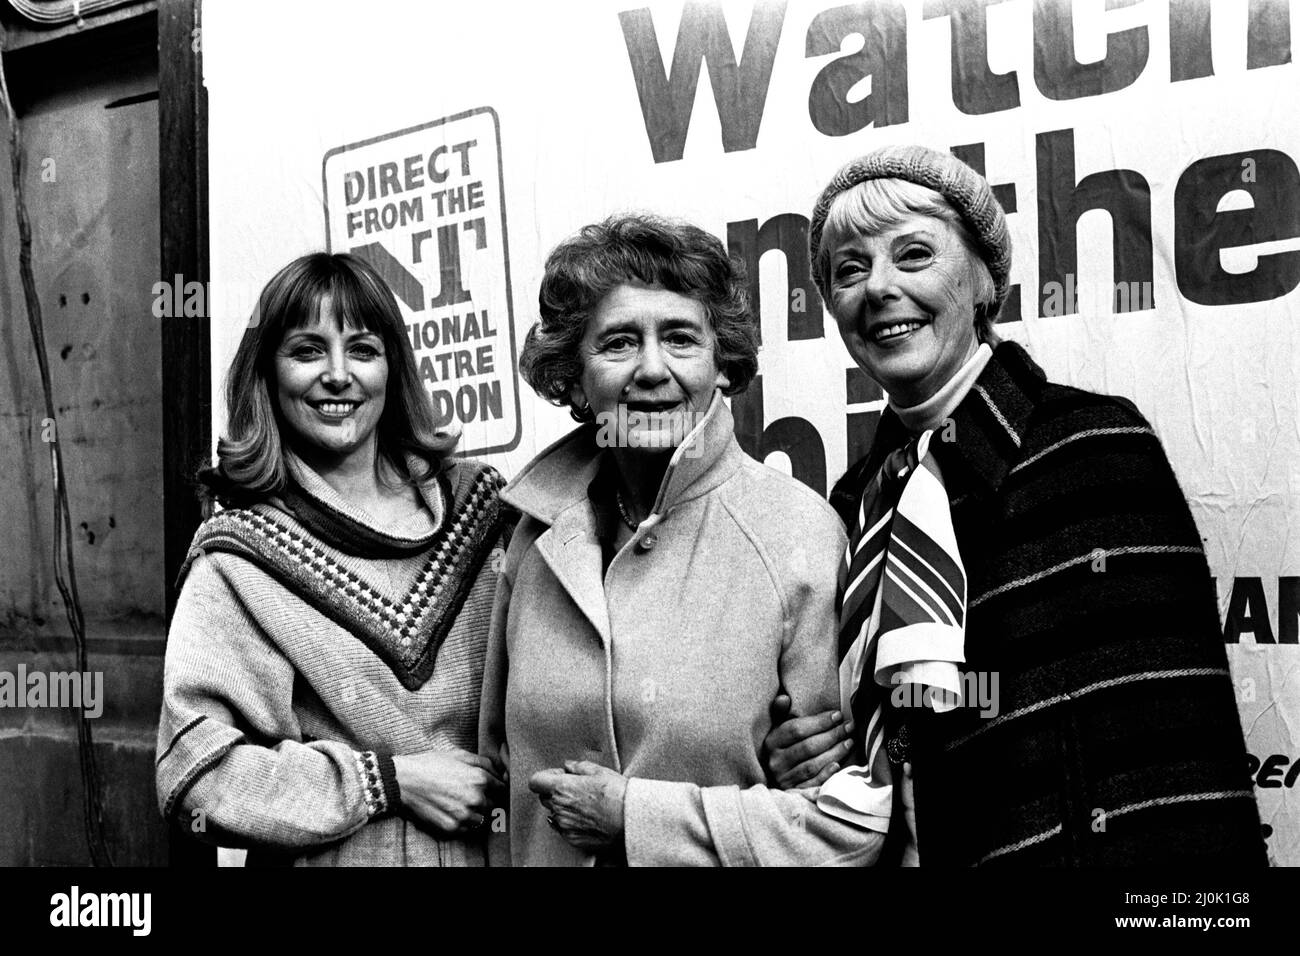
[923,0,1019,114]
[463,311,482,339]
[429,223,472,309]
[432,389,455,428]
[349,242,424,312]
[950,143,1021,323]
[1248,0,1292,69]
[1223,576,1276,643]
[1032,0,1149,100]
[733,377,826,494]
[429,146,450,184]
[344,171,365,206]
[404,154,425,192]
[727,214,821,342]
[1257,754,1287,787]
[619,1,786,164]
[806,1,908,137]
[455,384,477,422]
[1280,577,1299,644]
[1174,149,1300,306]
[845,367,883,467]
[1036,128,1153,317]
[478,380,504,421]
[377,162,402,198]
[1170,0,1213,81]
[1286,758,1300,788]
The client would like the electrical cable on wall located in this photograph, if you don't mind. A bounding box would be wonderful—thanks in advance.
[0,47,113,867]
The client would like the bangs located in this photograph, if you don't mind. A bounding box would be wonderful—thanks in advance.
[822,179,958,249]
[253,254,400,347]
[279,271,383,335]
[817,178,981,285]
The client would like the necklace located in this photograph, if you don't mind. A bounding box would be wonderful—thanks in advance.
[614,490,640,531]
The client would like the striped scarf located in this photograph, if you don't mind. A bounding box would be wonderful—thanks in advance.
[817,429,968,831]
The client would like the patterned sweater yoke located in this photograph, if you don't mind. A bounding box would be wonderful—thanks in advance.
[180,462,507,691]
[156,457,509,865]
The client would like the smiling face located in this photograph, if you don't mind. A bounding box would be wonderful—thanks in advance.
[570,283,729,453]
[274,297,388,470]
[827,213,986,407]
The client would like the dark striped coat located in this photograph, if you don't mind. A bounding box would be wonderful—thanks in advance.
[831,341,1265,866]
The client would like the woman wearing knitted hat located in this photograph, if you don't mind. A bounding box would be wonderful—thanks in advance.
[764,145,1265,866]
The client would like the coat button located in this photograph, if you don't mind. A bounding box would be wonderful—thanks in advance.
[637,532,658,551]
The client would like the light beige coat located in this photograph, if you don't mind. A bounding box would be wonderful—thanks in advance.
[479,393,883,866]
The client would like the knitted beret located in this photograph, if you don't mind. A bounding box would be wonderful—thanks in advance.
[808,144,1012,314]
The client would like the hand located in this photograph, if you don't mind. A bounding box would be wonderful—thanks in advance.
[485,739,510,784]
[392,749,505,835]
[529,760,627,852]
[762,693,854,789]
[901,761,919,867]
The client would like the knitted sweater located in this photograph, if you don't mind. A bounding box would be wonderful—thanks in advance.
[830,341,1266,866]
[155,455,507,866]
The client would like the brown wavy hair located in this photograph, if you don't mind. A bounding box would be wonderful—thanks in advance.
[201,252,457,507]
[519,214,759,422]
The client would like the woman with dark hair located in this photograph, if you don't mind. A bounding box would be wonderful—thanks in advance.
[156,252,509,866]
[764,145,1264,866]
[478,214,888,866]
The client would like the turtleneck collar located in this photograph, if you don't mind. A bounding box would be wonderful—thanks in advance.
[891,342,993,434]
[278,450,444,555]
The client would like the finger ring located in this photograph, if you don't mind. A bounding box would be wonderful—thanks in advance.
[547,815,558,830]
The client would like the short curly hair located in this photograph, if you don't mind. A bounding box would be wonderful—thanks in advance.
[519,214,758,420]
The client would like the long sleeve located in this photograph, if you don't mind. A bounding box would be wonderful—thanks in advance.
[477,529,517,867]
[155,553,397,851]
[622,516,884,867]
[1035,415,1264,865]
[929,392,1266,866]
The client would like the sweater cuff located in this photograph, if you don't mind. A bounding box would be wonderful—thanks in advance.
[355,750,400,819]
[376,753,402,814]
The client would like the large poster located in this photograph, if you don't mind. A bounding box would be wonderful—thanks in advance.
[322,108,522,455]
[204,0,1299,863]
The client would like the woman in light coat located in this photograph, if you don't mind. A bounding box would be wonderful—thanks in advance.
[478,214,886,866]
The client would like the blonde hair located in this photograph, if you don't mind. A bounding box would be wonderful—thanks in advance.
[817,178,1000,341]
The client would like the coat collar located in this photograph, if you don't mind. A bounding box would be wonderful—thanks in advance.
[503,389,743,525]
[842,340,1045,507]
[502,391,743,647]
[936,339,1044,500]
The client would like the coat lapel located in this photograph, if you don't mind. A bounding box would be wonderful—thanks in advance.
[934,340,1043,502]
[533,498,612,645]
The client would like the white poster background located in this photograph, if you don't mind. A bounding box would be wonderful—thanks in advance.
[204,0,1300,863]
